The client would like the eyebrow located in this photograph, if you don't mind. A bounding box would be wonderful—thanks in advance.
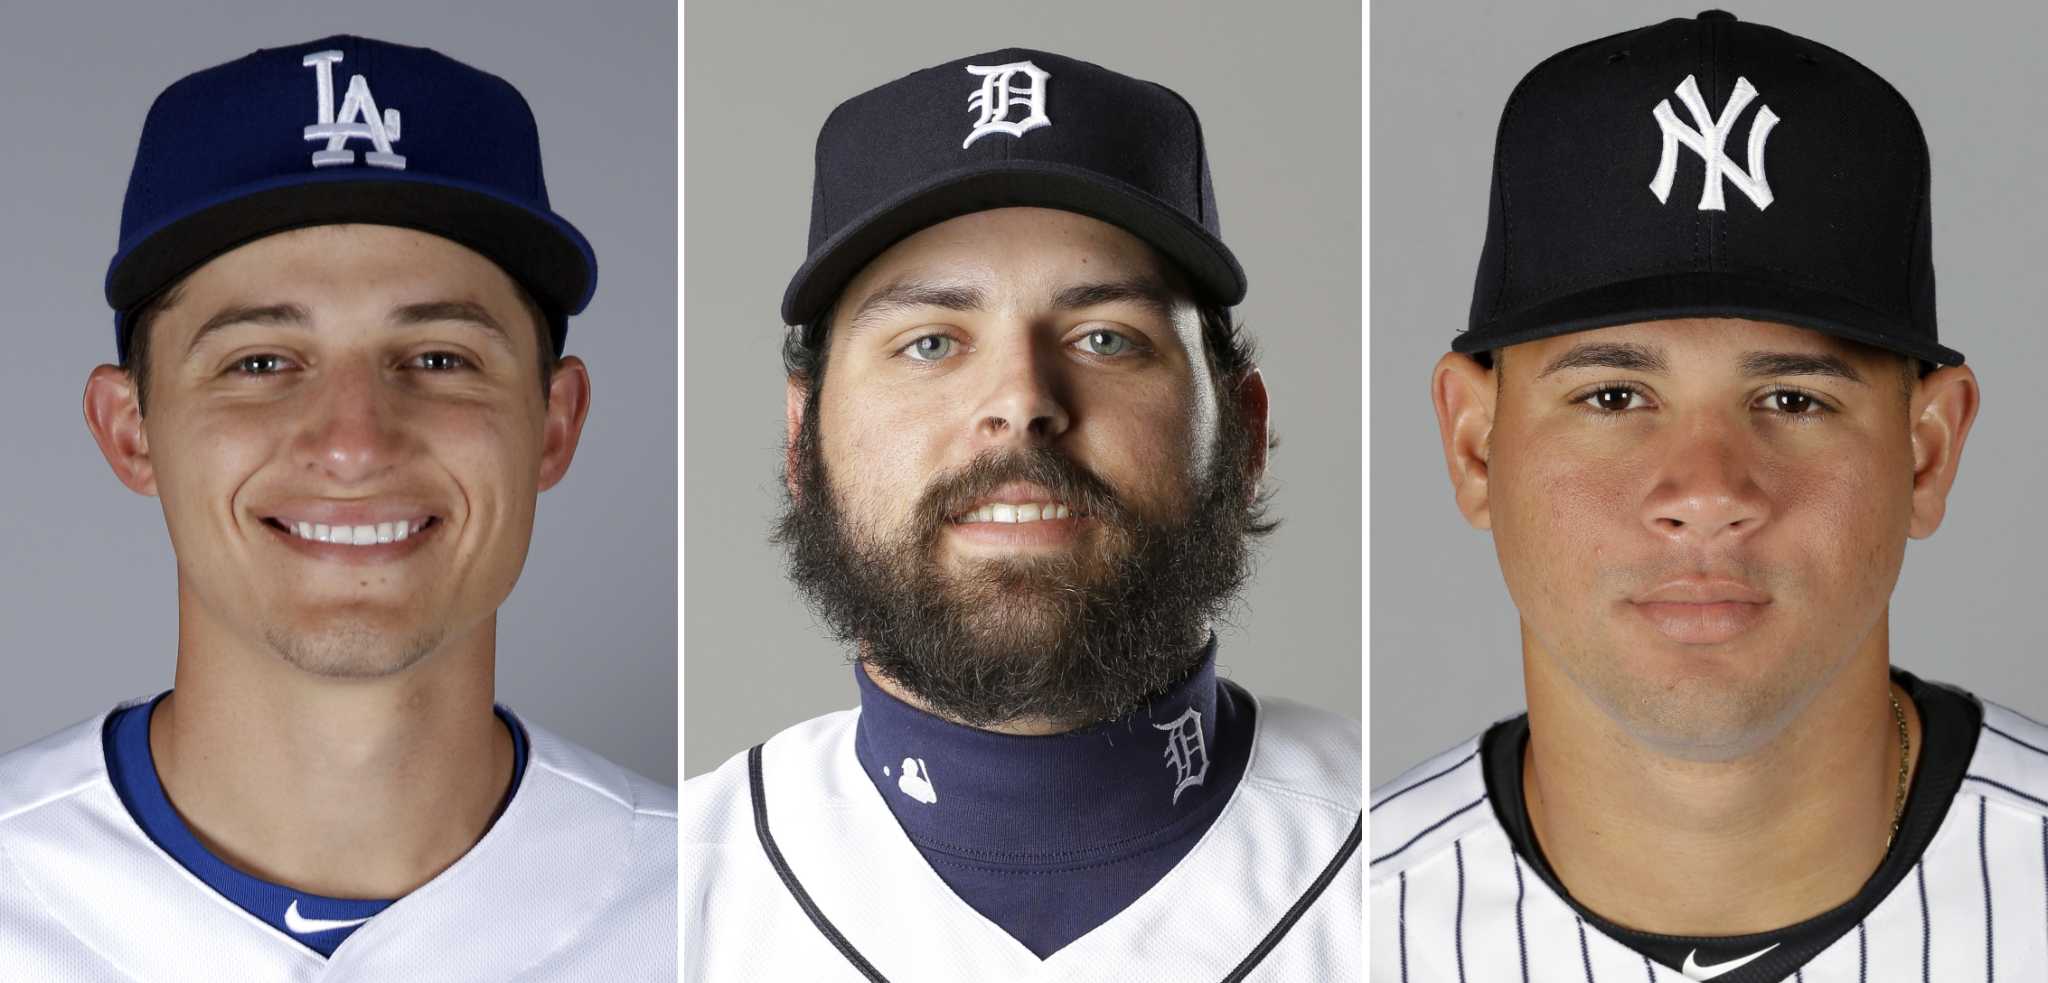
[1536,342,1669,378]
[183,299,515,357]
[844,279,987,339]
[186,303,310,356]
[1738,350,1866,384]
[840,276,1179,340]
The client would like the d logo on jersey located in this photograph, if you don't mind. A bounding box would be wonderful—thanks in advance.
[963,60,1051,149]
[302,50,406,170]
[1649,74,1776,211]
[1154,707,1210,805]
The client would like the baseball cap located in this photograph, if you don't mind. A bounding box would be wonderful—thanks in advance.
[1460,10,1962,366]
[107,35,595,360]
[782,47,1245,328]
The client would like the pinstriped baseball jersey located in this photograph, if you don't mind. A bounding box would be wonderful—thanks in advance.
[1370,674,2048,982]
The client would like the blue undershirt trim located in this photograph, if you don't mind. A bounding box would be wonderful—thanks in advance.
[103,693,529,957]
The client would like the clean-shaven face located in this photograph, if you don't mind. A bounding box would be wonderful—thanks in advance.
[778,207,1266,728]
[1487,318,1918,757]
[133,224,576,677]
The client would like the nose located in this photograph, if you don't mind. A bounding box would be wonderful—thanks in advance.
[291,359,408,484]
[1640,412,1770,545]
[968,336,1071,449]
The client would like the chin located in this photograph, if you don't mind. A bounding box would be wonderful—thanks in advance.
[261,620,448,679]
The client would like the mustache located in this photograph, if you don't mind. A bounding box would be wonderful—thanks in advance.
[909,448,1133,537]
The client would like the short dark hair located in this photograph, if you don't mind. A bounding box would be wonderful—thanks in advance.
[121,279,560,415]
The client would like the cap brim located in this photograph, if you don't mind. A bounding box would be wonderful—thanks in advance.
[781,160,1246,326]
[106,170,596,321]
[1456,272,1964,366]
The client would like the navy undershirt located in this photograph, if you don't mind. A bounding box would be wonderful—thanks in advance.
[103,693,529,957]
[853,639,1254,958]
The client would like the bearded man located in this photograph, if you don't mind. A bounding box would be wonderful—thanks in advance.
[682,48,1361,981]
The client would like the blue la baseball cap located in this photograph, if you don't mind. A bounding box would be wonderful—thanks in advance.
[107,35,596,360]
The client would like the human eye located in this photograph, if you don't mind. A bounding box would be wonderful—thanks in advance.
[1074,328,1138,357]
[1571,383,1653,414]
[227,353,296,377]
[1753,387,1832,417]
[898,334,958,363]
[409,351,474,372]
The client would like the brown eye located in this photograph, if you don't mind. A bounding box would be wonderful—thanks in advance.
[1770,391,1815,414]
[413,352,471,371]
[1587,387,1640,412]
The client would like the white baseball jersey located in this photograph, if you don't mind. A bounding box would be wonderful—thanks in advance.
[684,690,1362,981]
[0,701,677,981]
[1370,678,2048,982]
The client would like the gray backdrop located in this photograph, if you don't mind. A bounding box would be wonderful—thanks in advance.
[685,0,1361,777]
[1372,0,2048,783]
[0,1,676,783]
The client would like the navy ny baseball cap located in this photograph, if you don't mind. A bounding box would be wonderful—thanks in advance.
[107,35,595,359]
[782,47,1245,327]
[1461,10,1962,366]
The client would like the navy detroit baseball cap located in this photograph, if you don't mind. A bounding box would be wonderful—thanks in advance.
[1461,11,1962,366]
[107,35,595,359]
[782,47,1245,327]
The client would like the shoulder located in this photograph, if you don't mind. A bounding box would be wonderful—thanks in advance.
[1237,689,1360,814]
[520,714,677,823]
[682,708,858,848]
[1367,729,1496,888]
[0,706,128,826]
[1966,692,2048,818]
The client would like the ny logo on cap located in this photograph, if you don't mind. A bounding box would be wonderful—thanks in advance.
[1154,707,1209,805]
[963,60,1051,149]
[1649,74,1776,211]
[302,50,406,170]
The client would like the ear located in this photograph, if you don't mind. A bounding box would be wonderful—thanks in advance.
[785,377,810,502]
[536,356,593,492]
[1233,368,1270,497]
[84,364,156,496]
[1905,363,1980,539]
[1432,352,1498,530]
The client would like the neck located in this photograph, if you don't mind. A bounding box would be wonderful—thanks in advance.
[154,593,512,899]
[1521,618,1920,936]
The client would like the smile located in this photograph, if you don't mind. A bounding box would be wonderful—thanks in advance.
[264,516,438,546]
[952,502,1075,524]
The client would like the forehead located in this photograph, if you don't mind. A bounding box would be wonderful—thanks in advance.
[1502,317,1899,375]
[171,224,522,314]
[831,207,1185,322]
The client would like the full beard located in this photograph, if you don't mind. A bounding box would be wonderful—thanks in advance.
[775,391,1264,730]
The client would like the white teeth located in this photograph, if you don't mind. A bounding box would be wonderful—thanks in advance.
[282,517,428,545]
[960,502,1073,524]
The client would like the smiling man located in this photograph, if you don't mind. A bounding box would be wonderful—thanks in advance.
[0,37,673,979]
[683,49,1360,980]
[1364,12,2048,983]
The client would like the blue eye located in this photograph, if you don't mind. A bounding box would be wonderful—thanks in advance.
[903,335,956,362]
[232,354,289,376]
[1080,330,1131,356]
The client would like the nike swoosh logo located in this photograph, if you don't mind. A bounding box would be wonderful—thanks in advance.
[1681,943,1780,980]
[283,899,373,935]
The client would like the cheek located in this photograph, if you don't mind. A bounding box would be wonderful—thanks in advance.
[1492,431,1641,583]
[818,383,940,517]
[145,406,283,524]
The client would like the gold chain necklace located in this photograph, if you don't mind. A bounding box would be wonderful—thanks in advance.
[1888,689,1909,849]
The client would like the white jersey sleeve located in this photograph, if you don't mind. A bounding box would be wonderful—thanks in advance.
[0,703,676,982]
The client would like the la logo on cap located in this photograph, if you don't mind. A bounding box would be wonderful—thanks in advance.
[963,60,1050,149]
[302,50,406,170]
